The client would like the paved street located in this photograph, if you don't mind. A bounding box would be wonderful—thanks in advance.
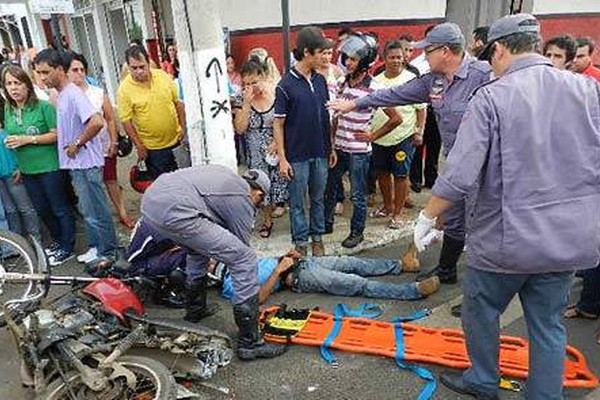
[0,232,598,399]
[0,156,597,399]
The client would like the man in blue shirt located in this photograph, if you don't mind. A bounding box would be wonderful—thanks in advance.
[126,219,437,305]
[274,26,335,257]
[219,250,438,304]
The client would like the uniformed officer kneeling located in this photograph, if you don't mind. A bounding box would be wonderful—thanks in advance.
[141,165,286,360]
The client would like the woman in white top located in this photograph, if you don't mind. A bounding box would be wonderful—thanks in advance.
[67,53,135,244]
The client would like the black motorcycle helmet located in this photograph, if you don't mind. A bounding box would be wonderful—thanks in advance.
[339,33,378,74]
[117,134,133,158]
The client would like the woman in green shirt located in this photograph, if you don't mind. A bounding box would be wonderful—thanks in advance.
[2,65,75,257]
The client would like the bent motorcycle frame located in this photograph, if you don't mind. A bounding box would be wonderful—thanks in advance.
[1,239,147,394]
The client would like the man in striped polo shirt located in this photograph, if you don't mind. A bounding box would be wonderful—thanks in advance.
[325,33,401,248]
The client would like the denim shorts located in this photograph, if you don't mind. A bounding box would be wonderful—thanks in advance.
[372,138,415,178]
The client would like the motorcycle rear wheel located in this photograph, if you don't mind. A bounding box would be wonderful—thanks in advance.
[38,355,177,400]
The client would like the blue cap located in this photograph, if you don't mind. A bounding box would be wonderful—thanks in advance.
[413,23,466,49]
[479,13,540,61]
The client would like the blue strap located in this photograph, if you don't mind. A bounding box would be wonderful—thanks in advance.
[320,303,383,366]
[393,317,437,400]
[394,308,431,323]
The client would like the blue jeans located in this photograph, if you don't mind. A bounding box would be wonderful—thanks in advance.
[146,146,178,179]
[325,151,371,234]
[0,175,41,241]
[23,170,75,253]
[461,267,573,400]
[70,168,118,258]
[288,158,328,247]
[295,256,420,300]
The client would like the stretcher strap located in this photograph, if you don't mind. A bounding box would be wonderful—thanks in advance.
[393,311,436,400]
[320,303,383,365]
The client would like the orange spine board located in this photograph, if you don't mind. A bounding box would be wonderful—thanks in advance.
[261,307,598,388]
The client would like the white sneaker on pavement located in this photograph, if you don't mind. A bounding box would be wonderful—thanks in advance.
[77,247,98,263]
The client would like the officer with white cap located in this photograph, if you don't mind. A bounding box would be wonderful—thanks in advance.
[141,165,287,361]
[414,14,600,399]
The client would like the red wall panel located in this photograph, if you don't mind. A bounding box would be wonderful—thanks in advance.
[230,22,436,72]
[229,15,600,72]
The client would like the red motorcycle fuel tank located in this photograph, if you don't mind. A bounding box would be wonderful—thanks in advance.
[83,278,145,323]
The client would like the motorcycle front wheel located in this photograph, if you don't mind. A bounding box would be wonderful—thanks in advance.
[38,355,177,400]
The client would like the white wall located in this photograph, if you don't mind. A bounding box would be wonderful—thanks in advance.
[219,0,446,30]
[533,0,600,14]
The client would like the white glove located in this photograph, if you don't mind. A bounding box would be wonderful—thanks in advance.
[413,210,437,252]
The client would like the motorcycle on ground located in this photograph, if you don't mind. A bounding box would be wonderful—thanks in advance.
[0,230,233,399]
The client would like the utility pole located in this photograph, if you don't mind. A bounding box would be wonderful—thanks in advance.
[282,0,291,72]
[170,0,237,170]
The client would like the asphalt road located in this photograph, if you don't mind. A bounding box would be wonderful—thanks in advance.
[0,236,598,400]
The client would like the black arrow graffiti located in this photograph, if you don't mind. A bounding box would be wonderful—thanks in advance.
[205,57,223,94]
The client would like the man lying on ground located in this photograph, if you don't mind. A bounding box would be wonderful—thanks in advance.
[217,247,440,304]
[125,218,439,305]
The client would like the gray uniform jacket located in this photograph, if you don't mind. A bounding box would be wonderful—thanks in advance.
[355,55,492,155]
[432,55,600,274]
[141,165,256,246]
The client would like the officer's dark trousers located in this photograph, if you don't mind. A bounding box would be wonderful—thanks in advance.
[145,216,259,305]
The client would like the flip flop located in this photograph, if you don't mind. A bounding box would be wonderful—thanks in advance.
[370,207,390,218]
[271,206,286,218]
[258,222,274,238]
[563,305,599,320]
[388,218,406,230]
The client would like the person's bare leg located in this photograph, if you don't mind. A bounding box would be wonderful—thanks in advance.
[377,172,394,214]
[392,176,410,221]
[105,181,134,228]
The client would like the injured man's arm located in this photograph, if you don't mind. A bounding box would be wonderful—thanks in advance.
[258,257,296,304]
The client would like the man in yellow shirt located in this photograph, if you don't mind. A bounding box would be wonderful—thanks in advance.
[370,40,426,229]
[118,45,185,178]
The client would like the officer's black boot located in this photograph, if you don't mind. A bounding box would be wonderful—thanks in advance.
[183,277,220,322]
[153,268,186,308]
[233,295,287,361]
[416,234,464,284]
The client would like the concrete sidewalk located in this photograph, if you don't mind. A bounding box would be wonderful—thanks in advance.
[249,189,429,258]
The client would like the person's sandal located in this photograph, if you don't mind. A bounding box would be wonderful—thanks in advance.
[388,218,405,230]
[271,206,286,219]
[258,222,274,238]
[370,207,390,218]
[563,305,599,320]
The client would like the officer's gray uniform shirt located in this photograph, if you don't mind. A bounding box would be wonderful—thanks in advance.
[141,165,259,303]
[355,55,492,155]
[433,54,600,273]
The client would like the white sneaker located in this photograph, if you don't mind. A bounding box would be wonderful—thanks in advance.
[77,247,98,263]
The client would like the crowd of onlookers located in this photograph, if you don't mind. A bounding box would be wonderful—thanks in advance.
[0,25,598,314]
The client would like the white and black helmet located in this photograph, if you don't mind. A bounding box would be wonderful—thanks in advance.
[339,33,378,72]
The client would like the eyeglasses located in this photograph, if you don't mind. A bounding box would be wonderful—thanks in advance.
[424,45,446,56]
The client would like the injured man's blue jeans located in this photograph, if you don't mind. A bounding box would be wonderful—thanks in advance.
[293,256,421,300]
